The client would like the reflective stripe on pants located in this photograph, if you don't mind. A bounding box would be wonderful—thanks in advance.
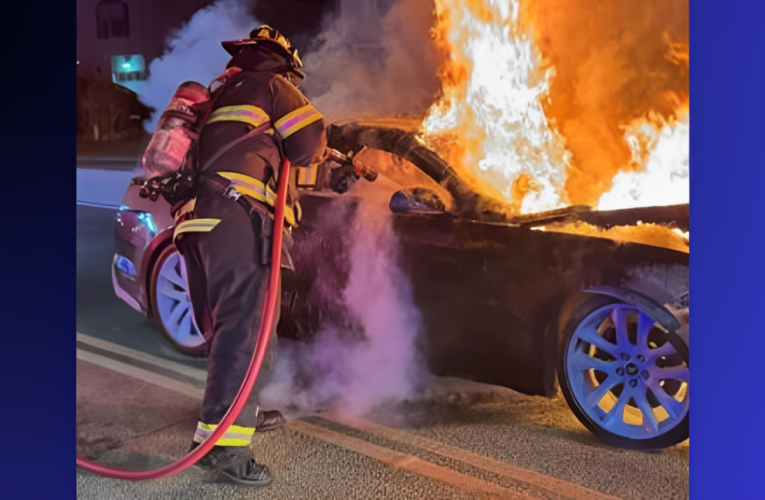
[193,422,255,447]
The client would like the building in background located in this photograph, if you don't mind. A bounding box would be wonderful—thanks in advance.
[77,0,218,140]
[76,0,341,94]
[77,0,215,94]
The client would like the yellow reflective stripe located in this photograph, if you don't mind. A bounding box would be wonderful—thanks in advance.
[173,218,221,239]
[216,171,263,185]
[274,104,323,139]
[207,105,270,128]
[211,437,251,446]
[193,422,256,447]
[295,164,318,186]
[229,183,267,203]
[218,172,270,205]
[217,172,298,227]
[232,185,295,227]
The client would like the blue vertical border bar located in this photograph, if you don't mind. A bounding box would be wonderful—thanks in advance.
[691,0,765,498]
[1,1,76,498]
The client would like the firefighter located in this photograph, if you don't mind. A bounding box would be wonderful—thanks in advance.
[174,25,327,487]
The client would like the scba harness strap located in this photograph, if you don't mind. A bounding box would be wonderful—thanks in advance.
[172,173,295,269]
[172,171,299,227]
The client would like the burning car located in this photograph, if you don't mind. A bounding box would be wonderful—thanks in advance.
[113,120,689,451]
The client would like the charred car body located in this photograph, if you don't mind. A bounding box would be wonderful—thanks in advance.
[113,121,690,451]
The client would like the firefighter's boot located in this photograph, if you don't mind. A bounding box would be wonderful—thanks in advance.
[193,444,272,487]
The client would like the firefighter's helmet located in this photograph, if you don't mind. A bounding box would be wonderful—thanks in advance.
[222,25,305,80]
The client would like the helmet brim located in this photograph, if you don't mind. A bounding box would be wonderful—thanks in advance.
[221,38,259,55]
[221,37,296,57]
[221,38,305,81]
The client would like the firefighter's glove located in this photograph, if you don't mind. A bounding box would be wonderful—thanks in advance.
[329,164,359,194]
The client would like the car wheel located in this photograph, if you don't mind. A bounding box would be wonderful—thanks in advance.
[149,244,207,357]
[558,295,689,450]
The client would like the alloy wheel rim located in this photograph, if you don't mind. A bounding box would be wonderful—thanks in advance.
[566,303,689,440]
[155,251,205,348]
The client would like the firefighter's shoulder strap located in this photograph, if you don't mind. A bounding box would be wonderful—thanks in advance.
[199,122,272,172]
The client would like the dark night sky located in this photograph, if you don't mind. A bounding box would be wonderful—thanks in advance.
[252,0,338,52]
[251,0,400,54]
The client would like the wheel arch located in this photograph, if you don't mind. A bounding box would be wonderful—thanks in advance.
[555,285,678,333]
[553,284,689,378]
[583,285,681,331]
[140,227,175,318]
[582,285,688,365]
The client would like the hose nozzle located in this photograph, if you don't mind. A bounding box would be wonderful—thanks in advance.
[326,147,378,182]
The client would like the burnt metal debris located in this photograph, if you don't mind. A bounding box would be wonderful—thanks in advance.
[326,122,689,231]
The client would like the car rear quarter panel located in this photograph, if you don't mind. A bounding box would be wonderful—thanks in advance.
[113,184,175,314]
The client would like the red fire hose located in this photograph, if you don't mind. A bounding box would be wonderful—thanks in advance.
[76,159,293,480]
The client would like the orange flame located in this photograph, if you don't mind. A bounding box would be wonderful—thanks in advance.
[420,0,689,214]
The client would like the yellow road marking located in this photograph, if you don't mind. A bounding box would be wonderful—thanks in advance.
[77,333,207,384]
[323,412,620,500]
[288,420,525,499]
[76,348,204,400]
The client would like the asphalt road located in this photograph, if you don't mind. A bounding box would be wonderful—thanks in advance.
[76,166,689,499]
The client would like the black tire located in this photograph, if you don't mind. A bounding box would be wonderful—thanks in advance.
[557,294,689,450]
[148,243,208,357]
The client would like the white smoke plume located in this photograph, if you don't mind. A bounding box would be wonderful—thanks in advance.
[138,0,441,129]
[302,0,442,123]
[260,178,431,417]
[138,0,258,133]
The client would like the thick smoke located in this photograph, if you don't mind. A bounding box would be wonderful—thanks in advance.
[520,0,690,207]
[138,0,258,133]
[260,177,431,417]
[139,0,442,129]
[301,0,442,123]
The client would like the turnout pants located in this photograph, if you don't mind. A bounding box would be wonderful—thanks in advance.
[174,192,279,447]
